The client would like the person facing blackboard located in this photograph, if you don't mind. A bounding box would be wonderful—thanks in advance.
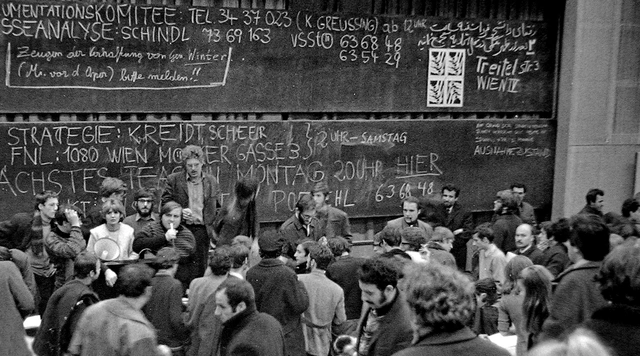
[213,177,259,247]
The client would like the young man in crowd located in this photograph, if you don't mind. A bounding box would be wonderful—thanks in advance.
[33,252,100,356]
[45,205,86,290]
[356,257,412,356]
[162,145,220,280]
[578,188,605,216]
[215,278,285,356]
[440,184,474,271]
[541,214,609,340]
[67,263,171,356]
[246,230,309,356]
[299,244,346,356]
[312,181,352,242]
[143,247,189,355]
[123,187,159,235]
[472,223,507,290]
[0,190,59,315]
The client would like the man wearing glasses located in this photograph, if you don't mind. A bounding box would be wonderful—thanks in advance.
[123,188,159,236]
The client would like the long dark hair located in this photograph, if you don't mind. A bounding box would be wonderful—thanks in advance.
[521,265,553,335]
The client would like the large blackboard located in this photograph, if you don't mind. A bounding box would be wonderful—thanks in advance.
[0,119,555,222]
[0,0,556,113]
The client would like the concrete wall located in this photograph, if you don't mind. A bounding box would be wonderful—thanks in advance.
[554,0,640,218]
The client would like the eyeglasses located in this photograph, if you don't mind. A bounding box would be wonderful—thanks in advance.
[138,199,153,205]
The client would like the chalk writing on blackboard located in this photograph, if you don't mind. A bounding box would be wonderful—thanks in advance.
[0,120,555,221]
[0,0,556,112]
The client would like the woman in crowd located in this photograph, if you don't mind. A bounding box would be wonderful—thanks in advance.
[133,201,195,289]
[87,199,136,289]
[213,177,259,247]
[293,239,315,274]
[472,278,500,335]
[520,265,554,350]
[87,199,136,261]
[498,255,534,356]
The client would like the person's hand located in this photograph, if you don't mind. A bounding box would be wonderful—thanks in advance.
[318,236,328,246]
[157,344,172,356]
[105,268,117,287]
[65,209,81,227]
[419,244,431,263]
[166,223,177,242]
[182,208,194,225]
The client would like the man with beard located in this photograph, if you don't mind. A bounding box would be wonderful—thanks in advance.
[124,188,159,236]
[440,184,474,271]
[356,257,412,356]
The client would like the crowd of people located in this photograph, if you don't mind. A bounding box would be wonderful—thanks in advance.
[1,145,639,356]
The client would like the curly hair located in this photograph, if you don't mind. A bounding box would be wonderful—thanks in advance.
[496,190,519,214]
[358,257,402,291]
[401,262,475,332]
[181,145,205,163]
[309,244,334,270]
[209,247,232,276]
[327,237,350,256]
[596,244,640,305]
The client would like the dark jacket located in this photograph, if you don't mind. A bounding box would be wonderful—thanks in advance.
[541,261,608,340]
[143,273,189,348]
[326,255,366,320]
[218,305,285,356]
[45,226,87,289]
[517,201,537,225]
[316,205,352,242]
[33,279,99,356]
[517,245,544,265]
[540,244,570,278]
[213,200,259,246]
[133,221,196,287]
[583,304,640,356]
[426,242,457,268]
[443,202,474,270]
[133,221,195,261]
[578,204,603,217]
[246,258,309,356]
[280,214,324,259]
[356,292,413,356]
[161,172,220,240]
[492,213,522,253]
[391,327,511,356]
